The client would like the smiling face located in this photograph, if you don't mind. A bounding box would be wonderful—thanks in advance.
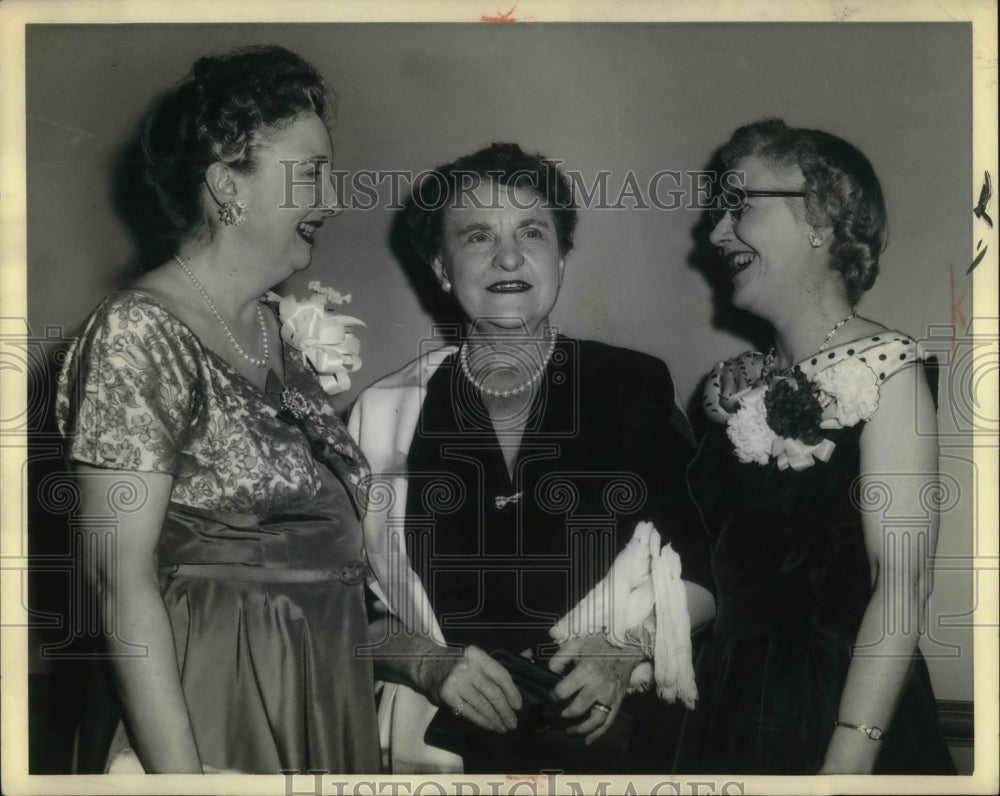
[233,112,339,283]
[709,155,815,319]
[433,180,565,336]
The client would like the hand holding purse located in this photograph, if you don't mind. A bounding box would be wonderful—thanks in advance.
[424,649,633,772]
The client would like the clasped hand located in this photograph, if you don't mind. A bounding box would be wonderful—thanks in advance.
[424,635,639,744]
[549,633,641,744]
[421,645,522,733]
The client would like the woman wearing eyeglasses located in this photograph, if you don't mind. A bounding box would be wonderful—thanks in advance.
[674,119,954,774]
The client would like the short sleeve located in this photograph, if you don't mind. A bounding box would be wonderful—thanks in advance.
[56,292,201,473]
[799,332,922,385]
[798,333,924,430]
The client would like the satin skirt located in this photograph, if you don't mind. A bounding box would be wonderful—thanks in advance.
[97,466,381,774]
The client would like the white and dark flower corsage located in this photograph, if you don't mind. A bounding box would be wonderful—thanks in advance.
[715,353,883,471]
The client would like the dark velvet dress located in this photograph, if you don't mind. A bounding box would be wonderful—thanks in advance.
[676,337,955,774]
[403,337,713,773]
[56,291,381,774]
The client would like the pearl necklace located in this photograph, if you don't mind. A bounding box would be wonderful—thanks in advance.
[173,254,269,368]
[763,309,857,379]
[460,329,558,399]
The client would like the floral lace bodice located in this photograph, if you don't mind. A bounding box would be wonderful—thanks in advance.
[56,290,368,515]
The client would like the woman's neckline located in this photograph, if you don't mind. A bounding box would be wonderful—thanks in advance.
[761,329,910,375]
[113,287,288,399]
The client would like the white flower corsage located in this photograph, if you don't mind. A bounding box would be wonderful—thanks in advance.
[813,357,880,428]
[271,281,365,395]
[725,386,777,465]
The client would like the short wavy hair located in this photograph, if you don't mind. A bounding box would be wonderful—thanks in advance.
[720,119,887,305]
[142,45,334,239]
[406,142,578,265]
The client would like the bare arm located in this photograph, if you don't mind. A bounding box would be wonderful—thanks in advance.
[77,463,202,773]
[686,582,716,630]
[819,364,939,773]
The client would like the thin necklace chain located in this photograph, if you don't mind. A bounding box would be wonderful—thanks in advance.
[762,309,858,379]
[173,254,269,368]
[460,329,558,398]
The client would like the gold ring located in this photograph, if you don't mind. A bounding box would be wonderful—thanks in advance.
[593,702,611,715]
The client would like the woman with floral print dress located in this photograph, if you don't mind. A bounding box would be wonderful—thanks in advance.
[674,119,955,774]
[55,46,379,774]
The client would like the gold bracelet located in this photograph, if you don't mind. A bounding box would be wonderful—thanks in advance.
[834,720,886,741]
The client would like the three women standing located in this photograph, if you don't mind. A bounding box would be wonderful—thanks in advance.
[55,47,955,776]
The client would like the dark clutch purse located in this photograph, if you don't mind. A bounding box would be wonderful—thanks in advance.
[424,649,633,772]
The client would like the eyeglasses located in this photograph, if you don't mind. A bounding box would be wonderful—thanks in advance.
[708,189,806,227]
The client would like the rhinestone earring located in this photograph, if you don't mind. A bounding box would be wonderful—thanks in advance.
[219,198,247,227]
[808,230,824,247]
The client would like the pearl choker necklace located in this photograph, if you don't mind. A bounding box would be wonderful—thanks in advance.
[762,309,857,379]
[173,254,269,368]
[459,330,558,398]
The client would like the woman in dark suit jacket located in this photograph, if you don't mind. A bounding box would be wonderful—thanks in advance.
[350,143,715,774]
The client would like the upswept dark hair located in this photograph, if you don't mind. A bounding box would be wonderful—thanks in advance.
[142,45,334,239]
[721,118,887,305]
[406,142,578,265]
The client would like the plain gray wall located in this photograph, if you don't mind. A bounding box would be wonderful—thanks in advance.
[26,23,974,700]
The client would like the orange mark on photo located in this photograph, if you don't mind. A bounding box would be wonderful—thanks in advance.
[482,5,519,22]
